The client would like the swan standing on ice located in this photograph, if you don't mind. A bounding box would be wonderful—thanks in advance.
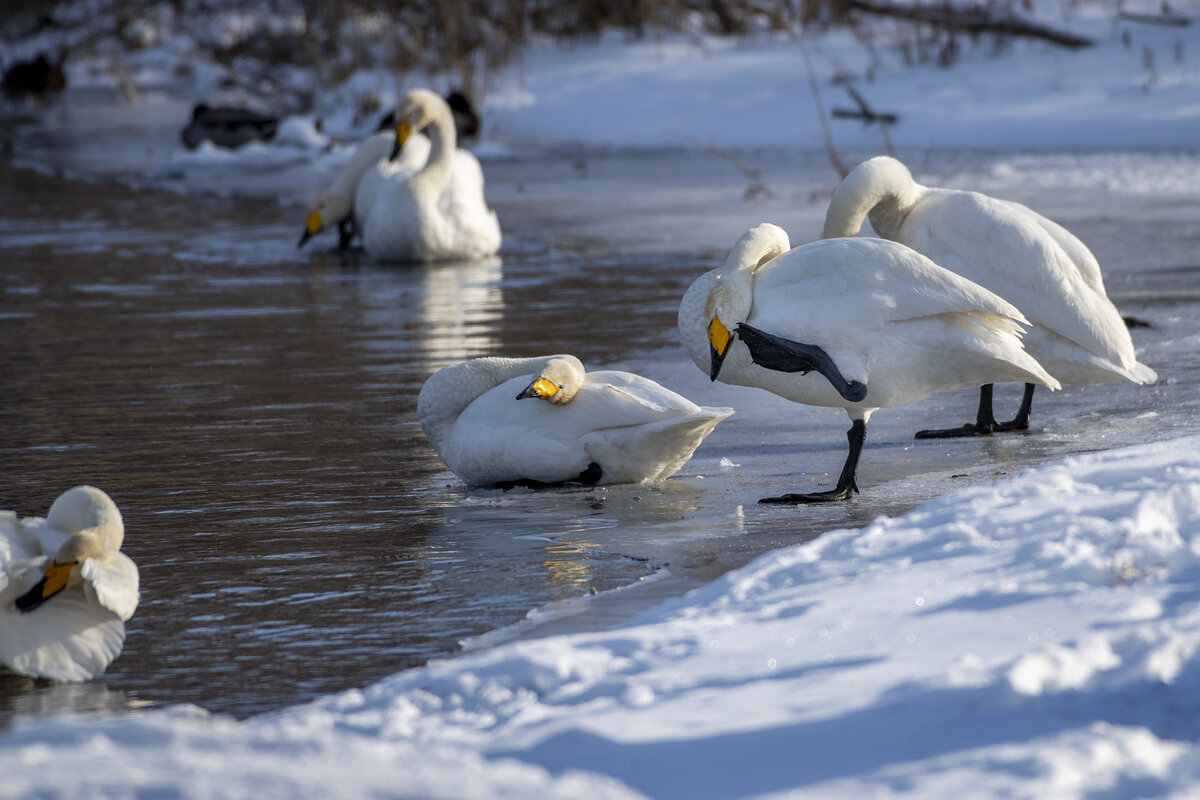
[1,486,140,681]
[679,223,1059,503]
[823,155,1156,438]
[355,88,501,262]
[418,355,733,488]
[297,131,430,250]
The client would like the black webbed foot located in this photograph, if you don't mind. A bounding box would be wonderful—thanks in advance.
[735,323,866,403]
[492,463,602,490]
[759,486,856,504]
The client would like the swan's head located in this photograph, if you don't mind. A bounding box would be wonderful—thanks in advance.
[389,88,448,161]
[298,190,346,249]
[516,356,585,405]
[706,223,791,381]
[18,486,124,613]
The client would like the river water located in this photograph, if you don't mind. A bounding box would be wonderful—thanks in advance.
[1,108,1197,721]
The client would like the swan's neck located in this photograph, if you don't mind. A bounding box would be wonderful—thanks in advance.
[822,157,923,240]
[417,355,576,453]
[414,107,456,191]
[715,224,791,322]
[335,132,393,196]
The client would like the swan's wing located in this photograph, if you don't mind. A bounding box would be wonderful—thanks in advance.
[352,135,428,229]
[902,191,1133,364]
[0,586,126,681]
[82,553,140,621]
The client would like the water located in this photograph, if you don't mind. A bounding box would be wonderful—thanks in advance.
[2,139,1198,723]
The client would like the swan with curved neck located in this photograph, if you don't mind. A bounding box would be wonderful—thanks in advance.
[679,223,1059,503]
[298,131,428,250]
[1,486,140,681]
[823,155,1155,438]
[418,355,732,488]
[355,88,501,262]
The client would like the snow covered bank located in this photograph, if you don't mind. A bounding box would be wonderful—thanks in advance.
[5,435,1200,798]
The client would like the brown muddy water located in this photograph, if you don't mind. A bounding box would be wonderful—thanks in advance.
[1,146,1196,722]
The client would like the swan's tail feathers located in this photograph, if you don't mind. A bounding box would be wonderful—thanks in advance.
[582,407,734,483]
[948,310,1063,392]
[1125,360,1157,385]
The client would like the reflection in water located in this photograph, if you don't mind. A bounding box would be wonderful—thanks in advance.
[0,163,677,719]
[0,669,148,730]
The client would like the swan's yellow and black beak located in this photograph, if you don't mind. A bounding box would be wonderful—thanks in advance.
[517,377,559,401]
[389,119,412,161]
[13,560,75,614]
[298,209,323,249]
[708,315,733,381]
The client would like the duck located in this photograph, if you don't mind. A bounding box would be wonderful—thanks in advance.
[0,486,140,682]
[417,355,733,488]
[678,223,1060,503]
[297,130,429,250]
[823,155,1156,438]
[181,103,279,150]
[354,88,501,262]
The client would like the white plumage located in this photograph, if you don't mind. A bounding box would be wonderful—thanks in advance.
[355,88,501,262]
[0,486,139,682]
[418,355,733,487]
[678,223,1059,502]
[823,155,1155,435]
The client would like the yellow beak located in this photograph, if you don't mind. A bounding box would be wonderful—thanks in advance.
[707,315,733,380]
[517,377,560,401]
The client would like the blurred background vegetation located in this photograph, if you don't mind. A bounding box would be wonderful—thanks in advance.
[0,0,1091,105]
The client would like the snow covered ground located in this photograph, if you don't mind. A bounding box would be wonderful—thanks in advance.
[3,2,1200,797]
[3,437,1200,798]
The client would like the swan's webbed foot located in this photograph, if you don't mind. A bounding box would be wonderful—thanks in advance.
[735,323,867,403]
[492,463,602,491]
[915,384,1034,439]
[759,485,856,504]
[915,422,995,439]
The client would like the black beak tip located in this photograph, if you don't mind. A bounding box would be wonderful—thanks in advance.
[389,140,401,161]
[297,230,312,249]
[709,348,727,382]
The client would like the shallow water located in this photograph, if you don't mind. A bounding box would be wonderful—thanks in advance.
[2,135,1198,723]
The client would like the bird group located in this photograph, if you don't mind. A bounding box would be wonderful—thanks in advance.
[4,93,1154,686]
[295,95,1152,500]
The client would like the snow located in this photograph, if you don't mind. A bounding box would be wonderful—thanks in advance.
[4,437,1200,798]
[4,2,1200,797]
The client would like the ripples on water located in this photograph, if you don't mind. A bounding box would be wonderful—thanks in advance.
[0,162,712,719]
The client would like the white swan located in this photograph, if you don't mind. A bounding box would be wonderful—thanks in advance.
[354,88,501,262]
[298,131,430,250]
[824,155,1156,437]
[0,486,140,681]
[678,223,1060,503]
[418,355,733,487]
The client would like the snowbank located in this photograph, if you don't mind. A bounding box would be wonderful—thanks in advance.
[4,435,1200,798]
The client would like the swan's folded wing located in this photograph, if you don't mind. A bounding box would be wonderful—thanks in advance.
[82,553,140,621]
[0,588,125,681]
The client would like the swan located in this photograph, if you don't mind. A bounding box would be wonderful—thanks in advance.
[678,223,1060,503]
[823,155,1156,438]
[297,131,430,250]
[418,355,733,487]
[0,486,140,682]
[354,88,501,262]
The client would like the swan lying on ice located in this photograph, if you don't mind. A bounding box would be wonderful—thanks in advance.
[823,155,1156,438]
[417,355,733,488]
[355,88,501,262]
[679,223,1059,504]
[1,486,140,681]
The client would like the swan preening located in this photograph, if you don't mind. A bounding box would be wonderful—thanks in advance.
[1,486,140,682]
[679,223,1060,503]
[298,89,500,261]
[418,355,733,488]
[824,155,1156,437]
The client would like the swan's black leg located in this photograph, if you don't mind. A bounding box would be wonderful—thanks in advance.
[994,383,1035,432]
[761,419,865,504]
[337,218,357,250]
[915,384,999,439]
[916,382,1035,439]
[735,323,867,403]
